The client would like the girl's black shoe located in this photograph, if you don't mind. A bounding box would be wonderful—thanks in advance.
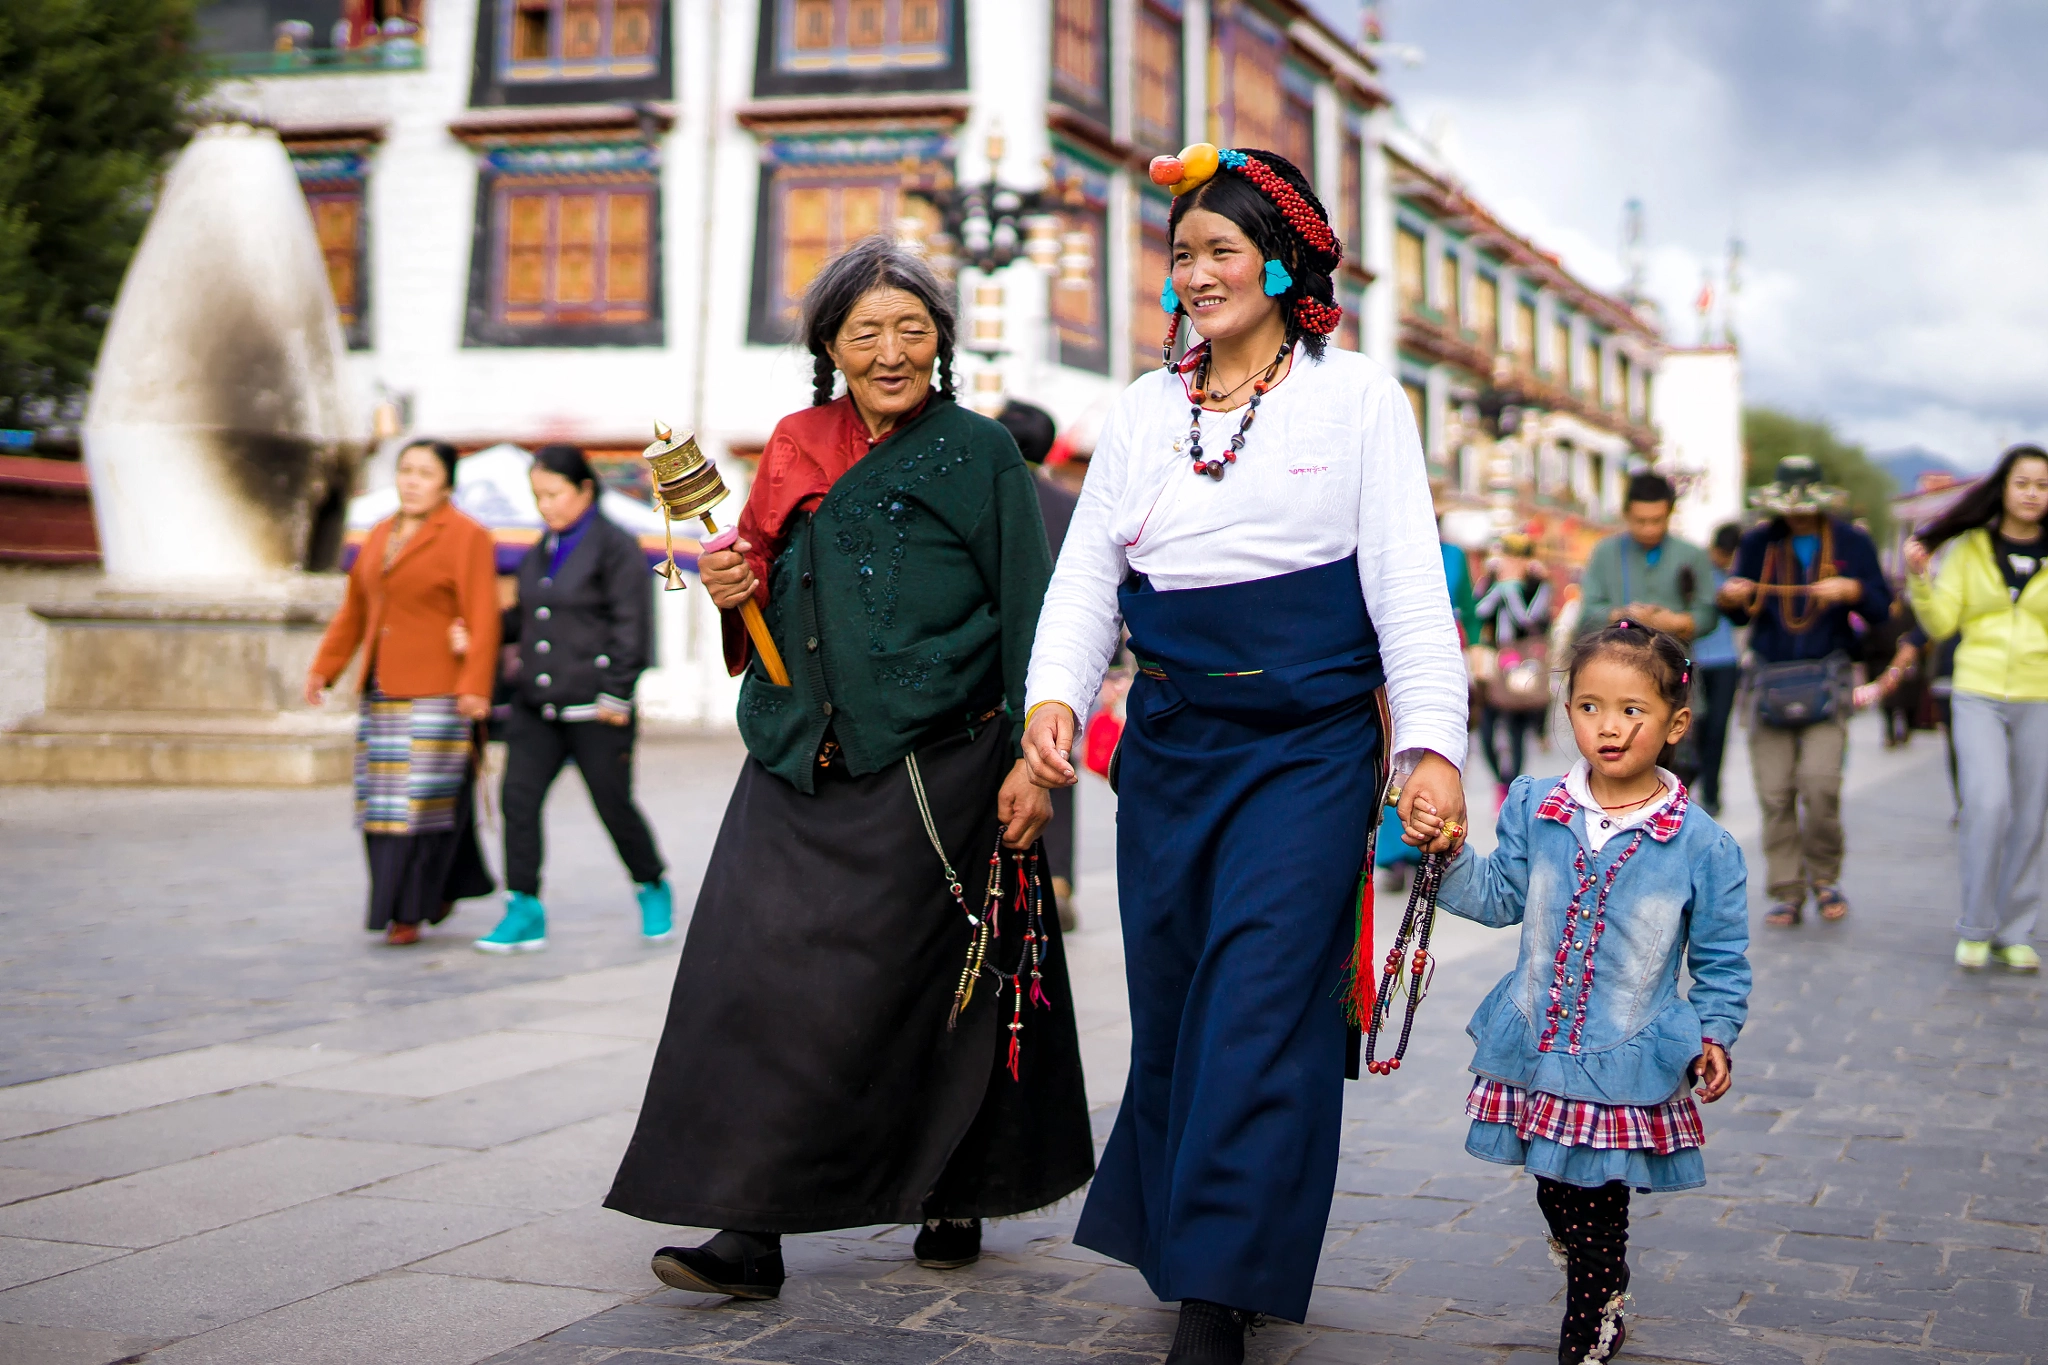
[913,1217,981,1268]
[650,1237,784,1299]
[1166,1298,1258,1365]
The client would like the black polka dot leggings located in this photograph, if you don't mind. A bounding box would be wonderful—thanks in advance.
[1536,1177,1631,1364]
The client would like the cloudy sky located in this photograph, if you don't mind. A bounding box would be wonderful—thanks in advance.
[1306,0,2048,470]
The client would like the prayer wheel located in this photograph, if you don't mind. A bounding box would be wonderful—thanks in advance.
[641,423,791,687]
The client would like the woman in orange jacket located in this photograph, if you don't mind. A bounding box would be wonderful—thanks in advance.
[307,440,501,944]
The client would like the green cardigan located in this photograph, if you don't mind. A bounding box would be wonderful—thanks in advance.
[737,399,1052,793]
[1576,531,1721,643]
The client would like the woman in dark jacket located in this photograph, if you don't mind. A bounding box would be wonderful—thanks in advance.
[603,237,1093,1301]
[475,443,673,952]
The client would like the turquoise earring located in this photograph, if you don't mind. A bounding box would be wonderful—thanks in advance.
[1262,259,1293,296]
[1160,277,1180,314]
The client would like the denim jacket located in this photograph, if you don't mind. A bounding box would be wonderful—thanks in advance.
[1437,774,1752,1106]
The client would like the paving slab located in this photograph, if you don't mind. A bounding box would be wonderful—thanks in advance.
[0,1084,397,1180]
[298,1044,656,1152]
[410,1202,705,1295]
[0,1115,91,1143]
[356,1111,639,1213]
[278,1029,640,1099]
[0,1192,538,1336]
[0,1322,166,1365]
[138,1271,618,1365]
[0,1235,128,1292]
[0,1134,451,1248]
[0,1044,358,1118]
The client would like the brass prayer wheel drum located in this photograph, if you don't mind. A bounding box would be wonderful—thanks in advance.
[642,422,728,522]
[640,420,792,687]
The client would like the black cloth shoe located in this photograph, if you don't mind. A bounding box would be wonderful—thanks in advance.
[1166,1298,1257,1365]
[913,1218,981,1268]
[650,1237,784,1300]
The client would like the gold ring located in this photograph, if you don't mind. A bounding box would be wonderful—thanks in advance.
[1442,820,1466,840]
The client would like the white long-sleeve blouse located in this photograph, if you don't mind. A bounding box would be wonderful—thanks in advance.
[1024,345,1470,770]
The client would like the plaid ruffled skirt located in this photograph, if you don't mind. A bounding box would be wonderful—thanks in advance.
[353,690,472,836]
[1465,1076,1708,1192]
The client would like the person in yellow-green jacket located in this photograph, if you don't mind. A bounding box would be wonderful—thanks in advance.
[1905,443,2048,972]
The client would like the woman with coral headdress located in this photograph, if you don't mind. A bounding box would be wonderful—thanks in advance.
[1022,146,1469,1361]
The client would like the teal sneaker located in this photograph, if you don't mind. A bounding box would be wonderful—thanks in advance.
[476,892,547,954]
[637,880,675,942]
[1994,943,2041,972]
[1955,938,1992,971]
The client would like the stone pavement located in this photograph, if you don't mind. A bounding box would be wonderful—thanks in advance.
[0,716,2042,1364]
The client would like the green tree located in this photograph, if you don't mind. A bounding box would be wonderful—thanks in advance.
[1743,406,1896,541]
[0,0,209,433]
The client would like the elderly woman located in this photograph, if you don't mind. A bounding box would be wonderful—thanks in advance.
[476,442,674,953]
[307,439,500,946]
[1022,146,1469,1362]
[605,236,1094,1298]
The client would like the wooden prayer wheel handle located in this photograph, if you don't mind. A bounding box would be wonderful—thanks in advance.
[701,512,791,687]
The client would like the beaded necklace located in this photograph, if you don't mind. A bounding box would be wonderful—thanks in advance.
[1755,520,1835,634]
[1182,341,1291,480]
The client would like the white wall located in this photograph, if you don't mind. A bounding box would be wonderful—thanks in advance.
[1657,347,1745,546]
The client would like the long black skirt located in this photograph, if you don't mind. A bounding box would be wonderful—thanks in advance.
[363,765,495,929]
[605,720,1095,1233]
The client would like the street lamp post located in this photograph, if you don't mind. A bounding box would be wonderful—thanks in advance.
[898,129,1093,413]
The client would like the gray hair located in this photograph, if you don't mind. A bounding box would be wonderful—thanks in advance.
[800,235,957,406]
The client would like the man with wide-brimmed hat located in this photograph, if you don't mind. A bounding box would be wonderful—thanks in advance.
[1717,454,1892,928]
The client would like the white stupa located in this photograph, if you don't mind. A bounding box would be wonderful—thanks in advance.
[82,122,367,582]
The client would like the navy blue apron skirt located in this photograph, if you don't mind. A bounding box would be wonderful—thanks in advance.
[1073,555,1385,1323]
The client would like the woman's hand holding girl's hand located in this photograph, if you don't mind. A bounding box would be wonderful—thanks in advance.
[699,542,758,610]
[449,617,471,657]
[998,760,1054,848]
[302,672,328,708]
[456,694,490,721]
[1693,1042,1732,1102]
[1401,793,1443,847]
[1022,702,1078,788]
[1903,537,1932,577]
[1399,751,1468,854]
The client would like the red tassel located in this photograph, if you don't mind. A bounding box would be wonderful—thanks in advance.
[1343,869,1375,1027]
[1007,975,1024,1080]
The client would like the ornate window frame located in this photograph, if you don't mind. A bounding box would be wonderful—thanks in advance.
[1050,0,1111,125]
[1130,188,1172,377]
[1049,145,1112,376]
[469,0,674,108]
[462,139,665,347]
[287,140,374,350]
[745,129,955,345]
[753,0,968,98]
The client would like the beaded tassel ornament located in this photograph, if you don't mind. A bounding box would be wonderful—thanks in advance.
[907,754,1052,1071]
[1361,849,1448,1075]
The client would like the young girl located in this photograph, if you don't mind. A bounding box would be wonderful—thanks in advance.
[1409,621,1752,1364]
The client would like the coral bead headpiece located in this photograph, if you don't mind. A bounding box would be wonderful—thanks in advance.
[1148,143,1343,338]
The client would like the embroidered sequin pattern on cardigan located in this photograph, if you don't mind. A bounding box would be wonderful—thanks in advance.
[1438,773,1749,1189]
[1435,773,1752,1106]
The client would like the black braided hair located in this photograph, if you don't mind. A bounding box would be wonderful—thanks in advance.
[1568,620,1693,712]
[799,235,957,408]
[1167,149,1341,361]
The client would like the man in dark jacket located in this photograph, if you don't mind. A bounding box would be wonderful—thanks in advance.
[998,399,1080,929]
[1717,455,1891,928]
[478,443,671,953]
